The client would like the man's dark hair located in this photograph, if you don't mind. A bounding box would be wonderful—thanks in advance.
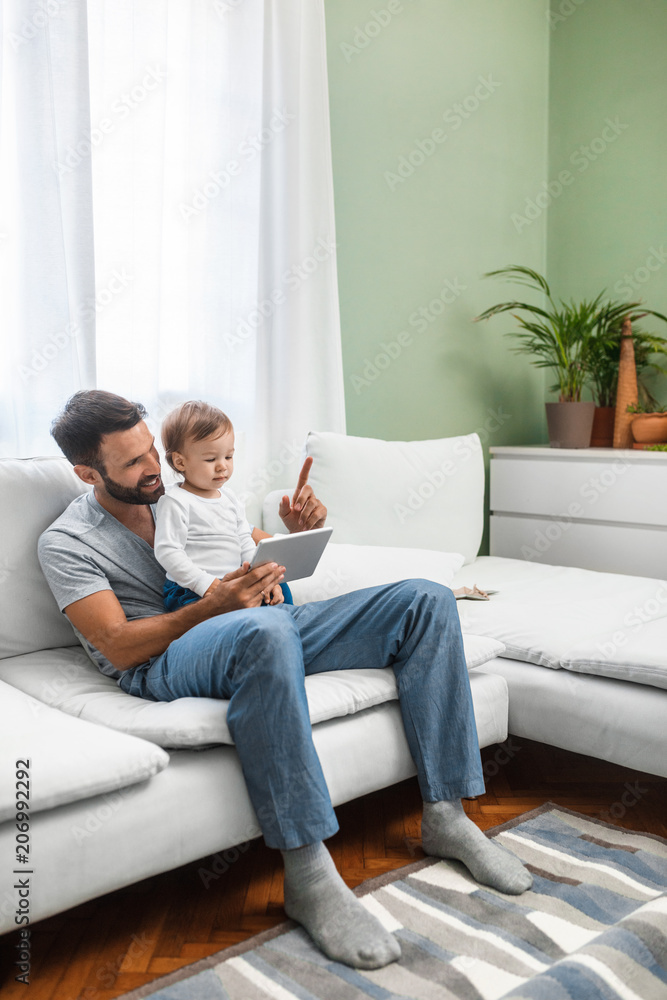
[51,390,147,468]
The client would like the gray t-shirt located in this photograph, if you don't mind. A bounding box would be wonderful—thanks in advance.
[38,492,167,682]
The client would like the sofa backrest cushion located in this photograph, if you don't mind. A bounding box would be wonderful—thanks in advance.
[287,431,484,564]
[0,457,88,658]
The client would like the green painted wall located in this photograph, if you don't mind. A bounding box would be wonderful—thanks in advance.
[324,1,667,552]
[324,0,551,453]
[547,0,667,402]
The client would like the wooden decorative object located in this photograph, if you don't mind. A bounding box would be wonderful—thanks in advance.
[613,317,638,449]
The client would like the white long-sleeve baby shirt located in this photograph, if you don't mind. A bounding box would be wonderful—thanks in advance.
[154,484,257,596]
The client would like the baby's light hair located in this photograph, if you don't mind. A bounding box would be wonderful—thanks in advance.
[161,401,233,472]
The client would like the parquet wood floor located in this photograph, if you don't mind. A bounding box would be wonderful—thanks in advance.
[1,737,665,999]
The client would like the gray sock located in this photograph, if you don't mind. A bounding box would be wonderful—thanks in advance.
[282,841,401,969]
[422,799,533,894]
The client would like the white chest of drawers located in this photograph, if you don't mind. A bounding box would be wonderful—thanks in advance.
[489,446,667,578]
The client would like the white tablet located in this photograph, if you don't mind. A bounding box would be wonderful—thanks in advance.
[249,527,334,582]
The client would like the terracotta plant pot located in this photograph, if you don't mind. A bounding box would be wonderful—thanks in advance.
[590,406,615,448]
[545,401,595,449]
[630,412,667,445]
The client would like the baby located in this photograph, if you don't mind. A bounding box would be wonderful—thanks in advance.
[154,400,291,610]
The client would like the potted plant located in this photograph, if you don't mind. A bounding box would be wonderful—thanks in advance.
[475,265,667,448]
[586,320,667,446]
[627,401,667,446]
[475,266,606,447]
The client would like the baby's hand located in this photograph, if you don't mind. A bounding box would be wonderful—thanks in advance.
[204,578,221,596]
[268,584,284,605]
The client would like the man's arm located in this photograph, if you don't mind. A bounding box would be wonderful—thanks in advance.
[64,561,285,671]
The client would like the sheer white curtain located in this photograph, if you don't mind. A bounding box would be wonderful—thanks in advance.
[89,0,345,522]
[0,0,96,457]
[1,0,345,520]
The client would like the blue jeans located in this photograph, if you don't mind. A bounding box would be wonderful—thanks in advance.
[119,580,485,849]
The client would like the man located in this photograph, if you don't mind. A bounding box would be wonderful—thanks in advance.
[39,390,531,971]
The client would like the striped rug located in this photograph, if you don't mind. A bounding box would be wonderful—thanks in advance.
[121,804,667,1000]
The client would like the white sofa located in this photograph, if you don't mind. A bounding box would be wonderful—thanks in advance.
[0,437,507,934]
[2,429,666,935]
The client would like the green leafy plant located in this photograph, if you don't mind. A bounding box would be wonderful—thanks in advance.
[475,265,667,403]
[626,401,667,414]
[587,324,667,408]
[644,443,667,451]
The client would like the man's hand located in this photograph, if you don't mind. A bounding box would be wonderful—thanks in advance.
[203,562,286,612]
[279,456,327,533]
[63,562,287,672]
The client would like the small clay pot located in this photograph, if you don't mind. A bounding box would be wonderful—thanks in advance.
[630,412,667,444]
[590,406,615,448]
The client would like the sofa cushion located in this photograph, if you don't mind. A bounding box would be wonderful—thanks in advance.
[0,635,505,749]
[454,556,667,690]
[0,679,169,821]
[0,457,87,659]
[461,634,506,669]
[286,542,465,604]
[262,431,484,564]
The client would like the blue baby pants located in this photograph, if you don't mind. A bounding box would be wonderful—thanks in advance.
[163,578,293,610]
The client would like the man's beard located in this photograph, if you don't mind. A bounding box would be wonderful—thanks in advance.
[99,470,165,505]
